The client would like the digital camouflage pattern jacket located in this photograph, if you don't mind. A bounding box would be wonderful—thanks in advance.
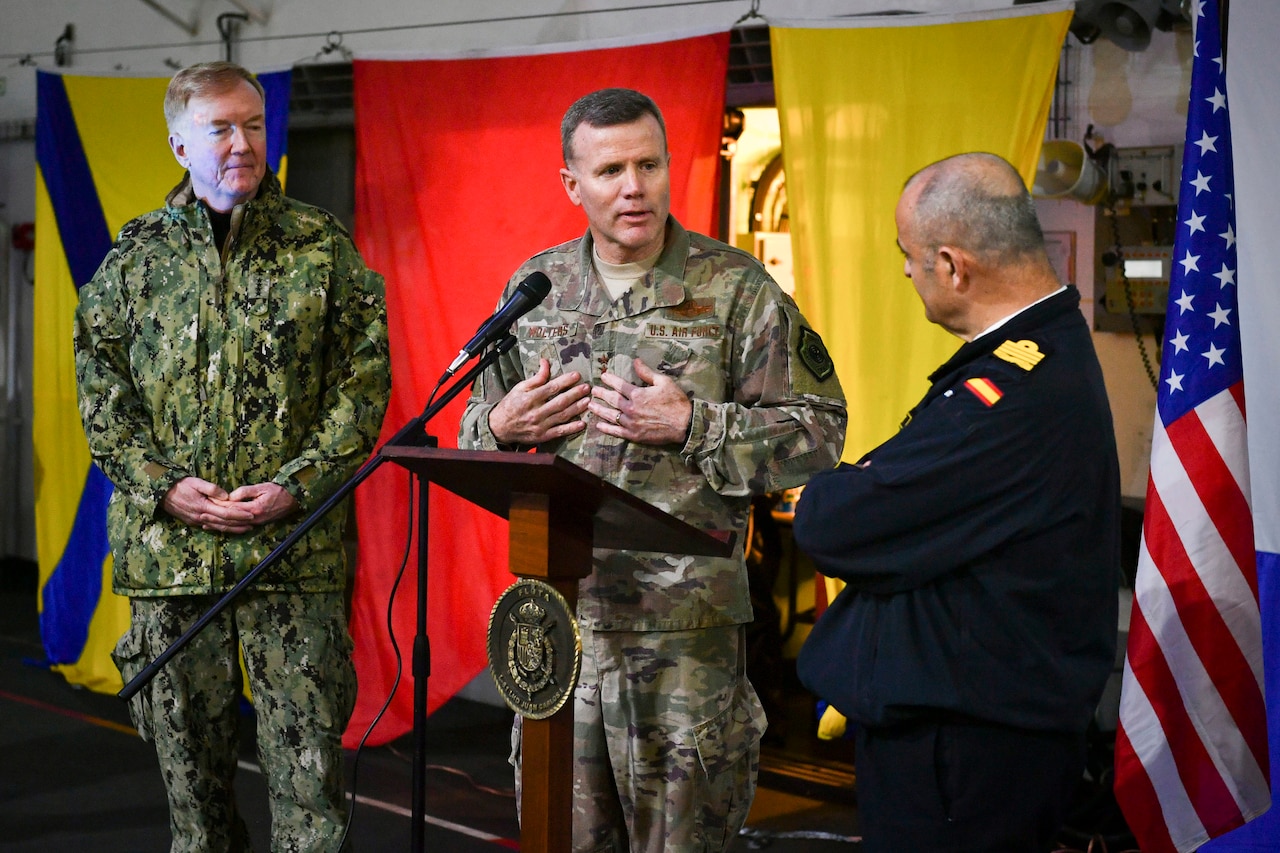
[459,218,847,631]
[75,172,390,597]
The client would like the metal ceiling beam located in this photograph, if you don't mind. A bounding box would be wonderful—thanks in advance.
[136,1,269,36]
[226,0,270,25]
[137,0,198,36]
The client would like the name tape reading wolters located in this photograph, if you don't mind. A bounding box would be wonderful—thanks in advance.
[526,324,573,340]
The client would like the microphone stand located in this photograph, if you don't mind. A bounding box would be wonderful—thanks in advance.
[118,335,517,853]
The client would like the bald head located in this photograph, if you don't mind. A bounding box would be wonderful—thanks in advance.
[895,152,1061,340]
[903,152,1047,268]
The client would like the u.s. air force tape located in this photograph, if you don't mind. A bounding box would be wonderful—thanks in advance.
[487,578,582,720]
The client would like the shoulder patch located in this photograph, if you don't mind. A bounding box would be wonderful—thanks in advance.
[963,377,1003,407]
[798,327,835,382]
[993,339,1045,371]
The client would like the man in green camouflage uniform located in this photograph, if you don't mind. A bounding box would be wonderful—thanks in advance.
[458,88,846,853]
[74,62,390,852]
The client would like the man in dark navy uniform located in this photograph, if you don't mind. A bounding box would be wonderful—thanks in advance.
[794,151,1120,853]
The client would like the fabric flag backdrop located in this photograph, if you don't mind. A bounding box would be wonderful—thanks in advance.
[33,69,291,693]
[1114,2,1272,851]
[349,31,729,745]
[770,1,1073,461]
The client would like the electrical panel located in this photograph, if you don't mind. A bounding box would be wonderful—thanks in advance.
[1103,245,1173,315]
[1093,202,1178,333]
[1109,145,1180,207]
[1092,145,1184,331]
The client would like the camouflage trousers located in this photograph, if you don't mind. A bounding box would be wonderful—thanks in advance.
[113,591,356,853]
[512,624,765,853]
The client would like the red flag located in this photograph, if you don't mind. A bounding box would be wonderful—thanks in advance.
[347,33,729,745]
[1114,1,1270,849]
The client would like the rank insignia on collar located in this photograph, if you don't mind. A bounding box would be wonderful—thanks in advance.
[994,339,1045,371]
[964,377,1003,407]
[798,327,835,381]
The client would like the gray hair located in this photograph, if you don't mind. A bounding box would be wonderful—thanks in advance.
[164,61,265,131]
[561,88,667,164]
[906,152,1045,265]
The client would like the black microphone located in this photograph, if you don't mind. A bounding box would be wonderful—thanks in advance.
[442,271,552,378]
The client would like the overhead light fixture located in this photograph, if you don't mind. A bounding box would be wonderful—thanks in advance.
[1077,0,1161,51]
[1015,0,1190,51]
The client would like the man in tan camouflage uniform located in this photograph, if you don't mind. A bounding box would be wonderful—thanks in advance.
[459,88,846,853]
[74,62,390,852]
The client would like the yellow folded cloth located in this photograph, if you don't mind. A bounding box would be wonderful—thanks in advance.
[817,704,847,740]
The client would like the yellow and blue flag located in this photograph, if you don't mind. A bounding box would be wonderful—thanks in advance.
[770,2,1072,461]
[32,68,291,693]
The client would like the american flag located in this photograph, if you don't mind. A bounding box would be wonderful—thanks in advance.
[1113,2,1270,851]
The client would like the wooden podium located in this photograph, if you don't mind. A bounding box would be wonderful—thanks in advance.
[379,446,735,853]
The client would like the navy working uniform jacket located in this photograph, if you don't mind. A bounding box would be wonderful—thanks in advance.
[793,286,1120,734]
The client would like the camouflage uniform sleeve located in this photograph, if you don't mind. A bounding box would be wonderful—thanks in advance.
[270,231,391,508]
[457,374,507,451]
[458,280,526,452]
[680,271,847,496]
[74,243,188,517]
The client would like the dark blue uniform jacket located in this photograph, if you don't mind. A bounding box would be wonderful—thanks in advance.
[794,287,1120,733]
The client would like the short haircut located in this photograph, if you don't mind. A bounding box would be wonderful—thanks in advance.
[561,88,667,164]
[164,61,265,131]
[906,152,1045,265]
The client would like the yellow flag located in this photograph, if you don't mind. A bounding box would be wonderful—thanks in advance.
[772,3,1072,459]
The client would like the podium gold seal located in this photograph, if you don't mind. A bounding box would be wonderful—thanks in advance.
[487,578,581,719]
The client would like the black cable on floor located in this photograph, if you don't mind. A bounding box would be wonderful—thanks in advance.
[336,468,417,850]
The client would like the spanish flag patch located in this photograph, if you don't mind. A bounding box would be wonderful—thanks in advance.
[964,377,1004,407]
